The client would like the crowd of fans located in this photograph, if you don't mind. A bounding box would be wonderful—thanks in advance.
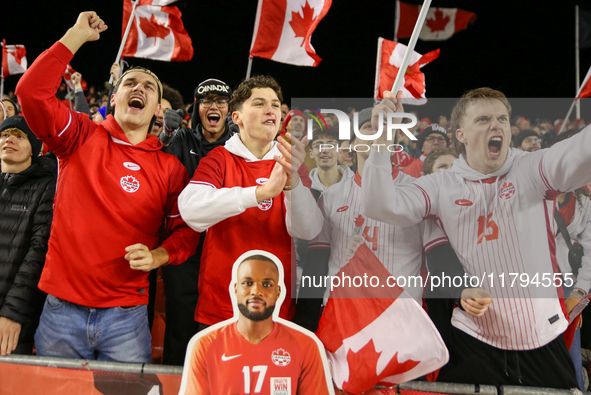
[3,10,591,394]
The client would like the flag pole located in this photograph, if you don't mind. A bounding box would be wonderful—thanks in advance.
[558,64,591,135]
[576,5,581,119]
[394,0,400,42]
[1,39,5,100]
[391,0,432,95]
[110,0,139,85]
[247,0,263,79]
[246,56,253,79]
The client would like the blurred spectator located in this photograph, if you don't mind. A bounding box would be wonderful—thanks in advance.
[2,99,18,117]
[422,148,458,175]
[150,83,184,137]
[419,117,431,131]
[438,114,450,129]
[337,139,356,172]
[514,129,541,152]
[403,124,449,178]
[71,72,90,115]
[515,116,530,131]
[0,116,56,357]
[308,126,354,195]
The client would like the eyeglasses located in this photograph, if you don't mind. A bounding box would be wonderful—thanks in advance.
[523,137,541,144]
[424,136,446,143]
[199,98,229,108]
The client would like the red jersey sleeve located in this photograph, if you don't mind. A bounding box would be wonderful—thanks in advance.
[189,148,227,188]
[15,41,96,158]
[160,159,201,265]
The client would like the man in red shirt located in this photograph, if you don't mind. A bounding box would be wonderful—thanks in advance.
[15,12,199,363]
[179,252,333,395]
[178,76,321,329]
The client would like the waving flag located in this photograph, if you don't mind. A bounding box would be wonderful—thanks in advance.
[315,242,448,394]
[250,0,332,67]
[395,0,477,41]
[63,64,88,91]
[374,38,439,104]
[121,0,193,62]
[2,40,27,79]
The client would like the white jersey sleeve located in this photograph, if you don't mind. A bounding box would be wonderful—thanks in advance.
[361,150,439,227]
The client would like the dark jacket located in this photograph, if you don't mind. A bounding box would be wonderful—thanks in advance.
[0,155,57,343]
[161,123,235,178]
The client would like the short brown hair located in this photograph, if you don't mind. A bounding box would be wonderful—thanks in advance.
[230,75,283,113]
[450,88,511,155]
[422,148,459,175]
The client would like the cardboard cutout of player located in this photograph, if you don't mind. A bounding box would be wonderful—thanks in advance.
[179,250,334,395]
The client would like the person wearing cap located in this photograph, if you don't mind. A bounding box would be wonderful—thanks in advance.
[14,11,200,363]
[160,78,235,178]
[400,124,449,178]
[514,129,541,152]
[0,115,56,357]
[157,78,236,365]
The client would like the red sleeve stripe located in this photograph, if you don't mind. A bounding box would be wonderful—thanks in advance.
[414,184,431,217]
[424,237,448,252]
[57,112,72,137]
[189,181,217,188]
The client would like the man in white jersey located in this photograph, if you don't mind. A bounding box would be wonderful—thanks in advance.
[298,108,475,333]
[361,89,583,389]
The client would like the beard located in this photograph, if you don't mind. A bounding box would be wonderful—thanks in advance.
[238,301,275,322]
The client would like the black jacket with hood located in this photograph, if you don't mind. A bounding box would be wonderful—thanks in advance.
[0,154,57,343]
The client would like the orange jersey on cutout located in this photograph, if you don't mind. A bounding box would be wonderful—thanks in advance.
[180,321,331,395]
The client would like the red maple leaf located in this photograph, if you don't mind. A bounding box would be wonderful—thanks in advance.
[341,339,420,394]
[289,1,317,47]
[425,8,450,32]
[8,47,26,65]
[139,14,170,45]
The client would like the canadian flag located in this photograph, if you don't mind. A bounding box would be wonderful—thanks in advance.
[63,64,88,91]
[2,40,27,79]
[374,38,439,104]
[121,0,193,62]
[395,0,477,41]
[576,64,591,99]
[315,242,448,395]
[250,0,332,67]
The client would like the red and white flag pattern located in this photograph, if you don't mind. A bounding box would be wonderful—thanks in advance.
[315,243,448,395]
[250,0,332,67]
[121,0,193,62]
[374,38,439,104]
[2,40,27,79]
[576,65,591,99]
[63,64,88,91]
[395,0,477,41]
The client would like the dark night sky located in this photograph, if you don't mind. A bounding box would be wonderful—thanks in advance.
[3,1,591,120]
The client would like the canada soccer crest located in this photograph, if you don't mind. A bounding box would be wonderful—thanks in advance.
[500,182,516,200]
[271,348,291,367]
[259,199,273,211]
[121,175,140,193]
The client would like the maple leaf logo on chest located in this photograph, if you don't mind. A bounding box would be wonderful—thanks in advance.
[139,14,170,45]
[425,9,450,32]
[289,1,317,46]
